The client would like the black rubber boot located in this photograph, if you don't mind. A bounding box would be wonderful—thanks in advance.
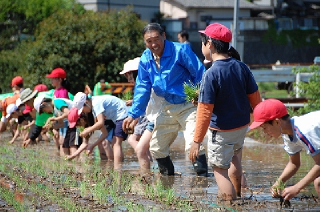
[156,156,175,176]
[193,154,208,177]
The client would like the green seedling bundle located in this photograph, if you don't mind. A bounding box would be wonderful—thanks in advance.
[183,81,200,102]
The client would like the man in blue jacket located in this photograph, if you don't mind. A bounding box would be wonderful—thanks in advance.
[123,23,207,176]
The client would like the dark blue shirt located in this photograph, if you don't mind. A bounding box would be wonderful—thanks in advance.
[198,58,258,130]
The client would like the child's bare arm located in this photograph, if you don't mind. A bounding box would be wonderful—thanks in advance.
[80,113,104,137]
[271,152,300,197]
[86,125,108,155]
[65,137,89,160]
[9,124,21,144]
[282,153,320,200]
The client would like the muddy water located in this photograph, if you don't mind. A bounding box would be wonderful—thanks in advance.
[1,131,320,211]
[95,131,320,211]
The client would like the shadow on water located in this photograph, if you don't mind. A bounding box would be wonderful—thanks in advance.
[1,131,320,211]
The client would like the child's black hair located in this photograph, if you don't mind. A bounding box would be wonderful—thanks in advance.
[16,83,23,88]
[61,79,71,91]
[266,114,290,125]
[200,33,229,54]
[228,46,241,61]
[132,70,138,80]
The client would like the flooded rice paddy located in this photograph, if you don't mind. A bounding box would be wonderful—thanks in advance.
[0,132,319,211]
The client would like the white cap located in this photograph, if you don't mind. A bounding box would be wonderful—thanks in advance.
[6,104,18,118]
[33,96,45,114]
[73,92,87,113]
[120,57,140,75]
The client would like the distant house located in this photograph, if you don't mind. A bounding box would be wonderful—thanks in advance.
[160,0,272,31]
[77,0,160,22]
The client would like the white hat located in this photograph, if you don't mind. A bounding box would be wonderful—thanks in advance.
[6,104,18,118]
[19,88,38,104]
[73,92,87,113]
[33,96,45,114]
[120,57,140,75]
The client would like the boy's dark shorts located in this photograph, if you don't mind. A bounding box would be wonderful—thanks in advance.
[62,127,82,148]
[29,125,42,141]
[114,118,128,140]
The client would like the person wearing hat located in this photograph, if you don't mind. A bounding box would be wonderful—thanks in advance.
[250,99,320,201]
[122,23,207,177]
[23,96,77,154]
[6,104,32,144]
[120,57,158,172]
[46,68,70,99]
[65,107,107,161]
[11,76,24,95]
[71,92,128,169]
[189,23,261,200]
[0,94,21,133]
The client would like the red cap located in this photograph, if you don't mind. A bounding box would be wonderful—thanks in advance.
[199,23,232,43]
[11,76,24,86]
[46,68,67,79]
[34,84,48,92]
[68,107,81,128]
[23,105,33,114]
[250,99,288,130]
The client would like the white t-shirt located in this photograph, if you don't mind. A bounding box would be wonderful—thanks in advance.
[92,95,127,123]
[283,110,320,157]
[145,89,164,122]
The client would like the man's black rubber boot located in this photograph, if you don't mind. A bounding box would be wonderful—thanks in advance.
[193,154,208,177]
[156,156,175,176]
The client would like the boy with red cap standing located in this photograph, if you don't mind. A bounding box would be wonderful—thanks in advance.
[250,99,320,201]
[189,23,261,200]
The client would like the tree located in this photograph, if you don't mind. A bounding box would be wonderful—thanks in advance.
[0,0,85,50]
[16,8,146,93]
[293,65,320,114]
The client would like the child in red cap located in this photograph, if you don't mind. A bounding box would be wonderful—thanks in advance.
[46,68,70,99]
[189,23,261,200]
[250,99,320,201]
[11,76,24,95]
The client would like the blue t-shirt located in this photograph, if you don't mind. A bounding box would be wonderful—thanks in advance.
[198,58,258,130]
[92,95,128,123]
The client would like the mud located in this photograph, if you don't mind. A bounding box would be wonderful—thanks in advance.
[0,131,319,211]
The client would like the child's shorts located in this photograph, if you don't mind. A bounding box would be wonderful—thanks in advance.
[100,120,115,142]
[145,121,154,132]
[207,126,247,169]
[62,127,82,148]
[59,120,68,138]
[134,116,149,135]
[29,125,42,141]
[114,118,128,140]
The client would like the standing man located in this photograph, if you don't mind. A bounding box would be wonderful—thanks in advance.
[123,23,207,176]
[177,30,194,51]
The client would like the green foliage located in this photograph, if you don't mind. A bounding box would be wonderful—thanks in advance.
[292,65,320,114]
[263,20,320,47]
[183,81,200,102]
[16,8,145,93]
[121,90,133,101]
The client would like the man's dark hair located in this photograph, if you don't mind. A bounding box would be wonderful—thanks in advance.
[142,23,164,36]
[179,30,189,40]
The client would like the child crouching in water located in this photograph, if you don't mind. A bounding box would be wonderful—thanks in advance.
[250,99,320,201]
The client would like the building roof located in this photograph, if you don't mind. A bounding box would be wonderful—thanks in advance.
[169,0,262,9]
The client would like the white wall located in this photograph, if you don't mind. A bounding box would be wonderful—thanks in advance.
[77,0,160,22]
[160,1,187,18]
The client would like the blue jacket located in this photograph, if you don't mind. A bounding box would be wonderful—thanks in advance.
[129,40,205,119]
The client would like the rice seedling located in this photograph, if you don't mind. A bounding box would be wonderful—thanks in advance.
[183,81,200,102]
